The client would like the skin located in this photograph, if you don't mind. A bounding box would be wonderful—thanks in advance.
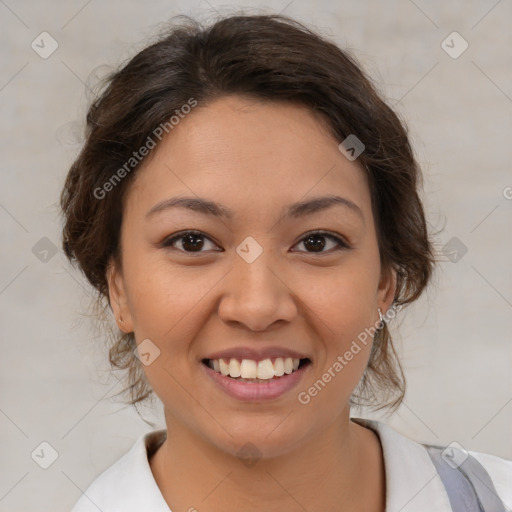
[107,95,396,512]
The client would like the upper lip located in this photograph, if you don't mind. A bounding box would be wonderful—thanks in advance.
[203,346,311,362]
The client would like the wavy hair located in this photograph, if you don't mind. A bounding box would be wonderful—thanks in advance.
[60,13,436,413]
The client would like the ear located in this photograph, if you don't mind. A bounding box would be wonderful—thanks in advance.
[106,257,134,333]
[377,263,397,315]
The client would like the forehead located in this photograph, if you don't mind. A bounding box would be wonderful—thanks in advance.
[124,95,372,224]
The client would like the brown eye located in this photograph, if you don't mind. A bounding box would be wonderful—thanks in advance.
[293,231,349,253]
[162,229,349,255]
[162,230,219,253]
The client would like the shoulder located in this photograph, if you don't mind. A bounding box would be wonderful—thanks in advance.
[351,417,512,511]
[70,430,169,512]
[468,448,512,506]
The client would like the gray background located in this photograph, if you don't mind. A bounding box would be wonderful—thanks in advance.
[1,0,511,510]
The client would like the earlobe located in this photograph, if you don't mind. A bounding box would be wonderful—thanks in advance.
[106,258,134,333]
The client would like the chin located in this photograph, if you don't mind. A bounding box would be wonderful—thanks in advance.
[199,412,314,462]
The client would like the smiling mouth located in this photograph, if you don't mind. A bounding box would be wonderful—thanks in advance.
[202,357,311,382]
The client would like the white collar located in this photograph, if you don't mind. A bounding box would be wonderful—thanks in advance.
[353,417,452,511]
[72,417,456,512]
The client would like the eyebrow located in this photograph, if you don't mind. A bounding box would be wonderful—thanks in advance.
[145,194,364,224]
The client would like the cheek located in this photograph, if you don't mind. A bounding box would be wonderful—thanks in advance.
[123,255,224,390]
[296,257,379,393]
[127,246,380,353]
[124,236,380,409]
[123,249,208,334]
[301,259,380,333]
[294,274,377,414]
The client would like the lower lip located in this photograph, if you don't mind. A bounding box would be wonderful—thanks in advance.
[201,362,310,401]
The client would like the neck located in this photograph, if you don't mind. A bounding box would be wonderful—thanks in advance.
[149,412,386,512]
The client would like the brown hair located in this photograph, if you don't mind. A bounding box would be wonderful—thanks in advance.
[60,13,436,413]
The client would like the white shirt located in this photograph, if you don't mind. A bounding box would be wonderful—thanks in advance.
[70,417,512,511]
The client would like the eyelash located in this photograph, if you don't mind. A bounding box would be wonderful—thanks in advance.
[161,229,350,255]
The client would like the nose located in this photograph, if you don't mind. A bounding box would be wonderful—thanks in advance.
[217,250,298,332]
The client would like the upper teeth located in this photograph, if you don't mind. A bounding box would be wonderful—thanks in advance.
[210,357,300,379]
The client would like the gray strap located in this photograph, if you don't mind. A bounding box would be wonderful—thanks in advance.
[425,445,508,512]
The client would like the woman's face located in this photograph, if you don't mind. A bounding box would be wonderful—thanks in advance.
[108,95,396,458]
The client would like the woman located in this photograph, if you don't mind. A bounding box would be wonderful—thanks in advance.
[60,13,511,512]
